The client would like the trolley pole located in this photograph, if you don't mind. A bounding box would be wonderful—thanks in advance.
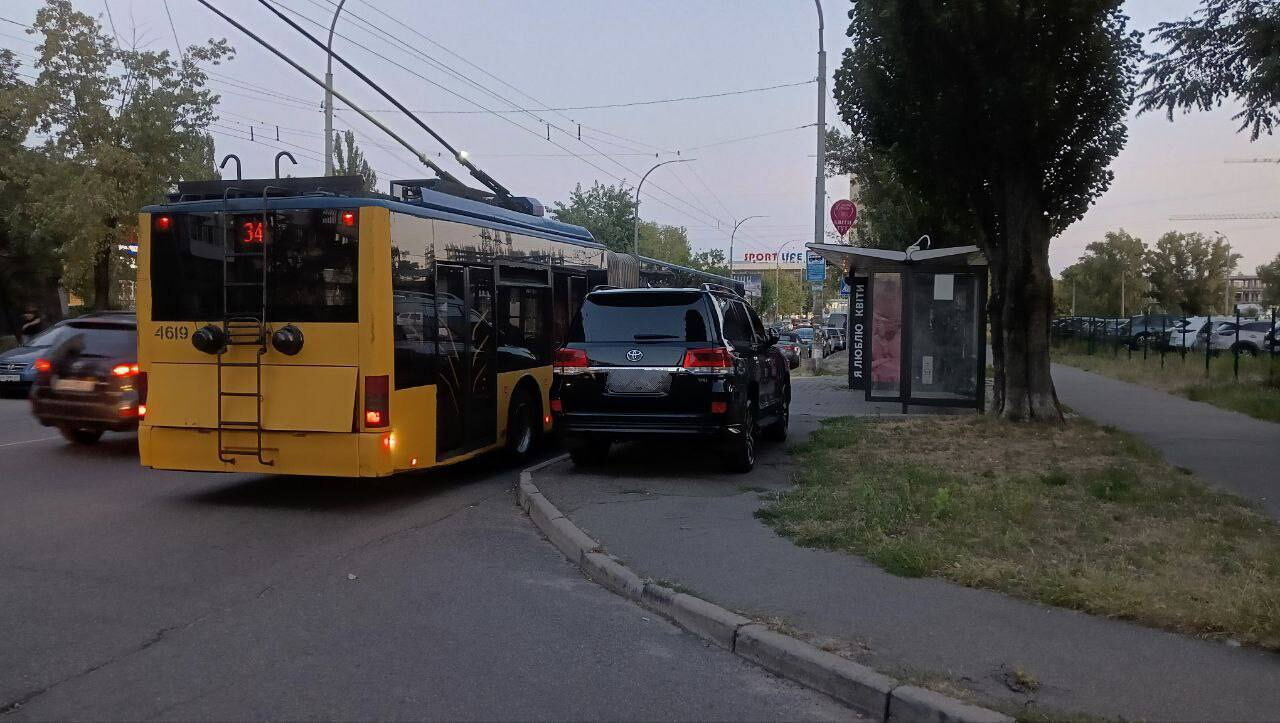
[323,0,347,176]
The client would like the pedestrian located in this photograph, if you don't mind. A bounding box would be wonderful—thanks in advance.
[20,306,45,342]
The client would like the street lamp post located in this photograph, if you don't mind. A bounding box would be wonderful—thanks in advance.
[774,240,798,322]
[323,0,348,176]
[728,215,767,276]
[632,158,695,255]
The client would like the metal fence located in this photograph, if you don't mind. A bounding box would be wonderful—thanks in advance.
[1051,309,1280,385]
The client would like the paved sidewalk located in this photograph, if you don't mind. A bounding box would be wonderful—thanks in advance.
[1052,363,1280,518]
[534,377,1280,721]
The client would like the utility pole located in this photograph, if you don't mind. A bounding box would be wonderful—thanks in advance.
[812,0,827,324]
[323,0,347,176]
[729,216,767,276]
[1120,273,1125,317]
[633,158,694,256]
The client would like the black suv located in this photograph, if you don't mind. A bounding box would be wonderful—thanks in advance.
[29,312,143,444]
[551,286,790,473]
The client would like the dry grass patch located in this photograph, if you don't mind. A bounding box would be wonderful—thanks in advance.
[757,416,1280,649]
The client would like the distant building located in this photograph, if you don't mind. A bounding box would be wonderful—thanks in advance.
[1230,274,1265,310]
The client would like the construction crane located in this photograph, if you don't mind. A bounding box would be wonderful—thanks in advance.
[1170,158,1280,221]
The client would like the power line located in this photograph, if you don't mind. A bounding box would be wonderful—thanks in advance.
[683,124,817,152]
[161,0,182,56]
[101,0,122,47]
[267,0,738,235]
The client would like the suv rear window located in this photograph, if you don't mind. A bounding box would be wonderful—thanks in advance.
[64,323,137,358]
[570,291,712,343]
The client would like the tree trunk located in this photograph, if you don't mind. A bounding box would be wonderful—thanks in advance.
[989,183,1062,422]
[92,243,113,311]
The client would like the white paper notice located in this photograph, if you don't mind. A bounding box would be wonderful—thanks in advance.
[922,355,934,385]
[933,274,954,301]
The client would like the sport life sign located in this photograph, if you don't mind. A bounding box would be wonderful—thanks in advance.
[830,200,857,237]
[847,277,869,390]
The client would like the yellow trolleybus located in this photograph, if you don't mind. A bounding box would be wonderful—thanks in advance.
[137,176,610,477]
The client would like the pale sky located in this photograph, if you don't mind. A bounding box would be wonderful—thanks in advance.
[1,0,1275,275]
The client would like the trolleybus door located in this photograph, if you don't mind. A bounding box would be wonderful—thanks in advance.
[435,264,497,458]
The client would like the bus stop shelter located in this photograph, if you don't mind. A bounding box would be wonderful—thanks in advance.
[807,243,988,413]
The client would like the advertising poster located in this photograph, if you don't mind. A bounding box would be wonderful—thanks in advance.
[847,277,869,390]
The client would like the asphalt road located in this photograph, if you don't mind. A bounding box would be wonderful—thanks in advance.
[0,399,853,721]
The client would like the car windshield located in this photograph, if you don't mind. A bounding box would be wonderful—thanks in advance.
[779,333,800,343]
[22,324,78,349]
[570,291,712,343]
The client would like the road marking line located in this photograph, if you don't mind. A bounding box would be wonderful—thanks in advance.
[0,436,59,448]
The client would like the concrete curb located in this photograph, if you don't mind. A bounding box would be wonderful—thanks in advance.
[519,457,1013,723]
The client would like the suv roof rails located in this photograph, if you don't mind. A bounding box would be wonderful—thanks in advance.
[591,284,620,292]
[700,283,739,296]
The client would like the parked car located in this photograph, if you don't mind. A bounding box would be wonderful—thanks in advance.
[551,286,791,473]
[1166,317,1209,351]
[776,332,803,369]
[824,313,847,351]
[1123,314,1177,349]
[793,326,818,356]
[28,312,143,444]
[1206,320,1277,355]
[0,322,79,397]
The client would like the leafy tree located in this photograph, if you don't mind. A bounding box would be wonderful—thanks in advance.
[1141,0,1280,140]
[635,220,691,266]
[688,249,729,277]
[824,128,980,251]
[1145,231,1241,315]
[834,1,1142,420]
[333,129,376,192]
[551,182,636,253]
[1258,252,1280,307]
[756,270,807,320]
[0,49,62,339]
[1058,230,1150,316]
[23,0,229,309]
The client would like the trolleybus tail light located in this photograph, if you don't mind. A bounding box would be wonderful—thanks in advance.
[33,358,52,373]
[154,215,172,232]
[553,348,588,373]
[364,375,390,428]
[710,400,729,415]
[549,398,563,413]
[340,210,357,227]
[682,347,734,370]
[138,404,147,418]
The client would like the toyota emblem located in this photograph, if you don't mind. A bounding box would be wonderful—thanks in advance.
[626,349,644,362]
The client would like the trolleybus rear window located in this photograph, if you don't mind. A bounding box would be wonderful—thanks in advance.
[150,209,358,323]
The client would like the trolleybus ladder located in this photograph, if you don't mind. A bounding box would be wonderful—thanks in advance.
[215,187,278,466]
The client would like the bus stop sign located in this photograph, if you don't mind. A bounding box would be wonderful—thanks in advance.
[830,200,857,237]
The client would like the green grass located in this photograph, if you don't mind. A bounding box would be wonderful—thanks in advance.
[758,416,1280,649]
[1054,346,1280,423]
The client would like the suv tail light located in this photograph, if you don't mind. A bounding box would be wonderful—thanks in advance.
[682,347,734,370]
[554,348,589,375]
[111,363,140,377]
[364,375,390,428]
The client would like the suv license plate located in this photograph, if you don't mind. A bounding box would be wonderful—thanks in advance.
[54,379,95,392]
[0,374,19,383]
[606,369,671,395]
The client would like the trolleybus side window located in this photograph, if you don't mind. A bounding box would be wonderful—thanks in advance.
[497,285,550,371]
[392,231,436,390]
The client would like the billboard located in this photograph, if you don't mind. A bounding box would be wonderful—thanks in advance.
[733,250,806,271]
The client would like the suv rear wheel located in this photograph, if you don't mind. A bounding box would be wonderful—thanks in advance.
[724,402,757,474]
